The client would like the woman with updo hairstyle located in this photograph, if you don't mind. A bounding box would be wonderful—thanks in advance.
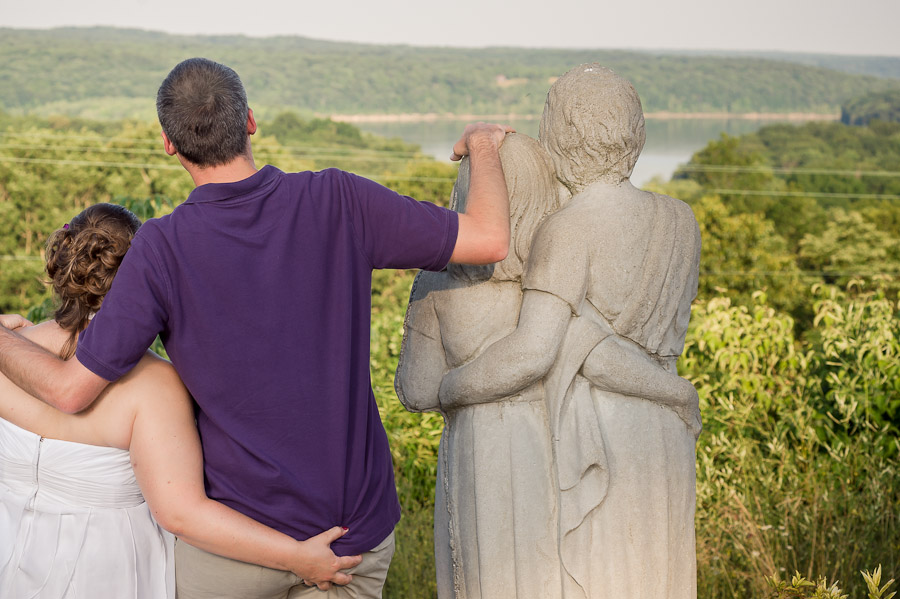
[0,204,361,598]
[45,203,141,360]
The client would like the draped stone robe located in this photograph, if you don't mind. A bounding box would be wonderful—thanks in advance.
[522,183,701,599]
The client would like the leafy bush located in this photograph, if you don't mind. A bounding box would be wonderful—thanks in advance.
[766,565,896,599]
[685,286,900,598]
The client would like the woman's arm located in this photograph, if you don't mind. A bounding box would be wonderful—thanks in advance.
[128,358,361,589]
[396,279,447,412]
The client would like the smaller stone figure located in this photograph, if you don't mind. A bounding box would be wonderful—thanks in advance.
[396,133,564,599]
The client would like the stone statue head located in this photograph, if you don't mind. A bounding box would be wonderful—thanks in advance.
[539,64,646,190]
[451,133,559,282]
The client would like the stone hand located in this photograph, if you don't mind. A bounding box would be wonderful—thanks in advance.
[438,367,463,410]
[672,383,702,440]
[450,122,515,161]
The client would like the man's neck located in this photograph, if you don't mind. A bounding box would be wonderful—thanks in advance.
[184,155,259,187]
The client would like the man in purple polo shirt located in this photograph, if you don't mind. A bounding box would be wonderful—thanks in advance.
[0,58,512,597]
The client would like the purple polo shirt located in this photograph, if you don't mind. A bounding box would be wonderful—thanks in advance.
[77,166,458,555]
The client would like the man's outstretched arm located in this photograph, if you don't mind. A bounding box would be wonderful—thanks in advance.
[449,122,513,265]
[0,324,109,413]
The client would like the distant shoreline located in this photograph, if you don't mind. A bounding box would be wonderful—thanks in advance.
[328,111,839,123]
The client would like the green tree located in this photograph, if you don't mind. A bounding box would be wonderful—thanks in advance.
[798,210,900,285]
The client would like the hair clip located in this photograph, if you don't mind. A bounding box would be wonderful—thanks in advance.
[63,224,69,230]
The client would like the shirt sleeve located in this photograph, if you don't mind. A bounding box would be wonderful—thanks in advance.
[76,228,170,381]
[342,171,459,271]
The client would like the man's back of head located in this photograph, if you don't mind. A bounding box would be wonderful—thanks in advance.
[156,58,250,168]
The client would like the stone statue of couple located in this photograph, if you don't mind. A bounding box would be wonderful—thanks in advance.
[395,64,702,599]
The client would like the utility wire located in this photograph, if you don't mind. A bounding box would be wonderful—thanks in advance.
[7,132,900,173]
[701,270,899,277]
[677,164,900,178]
[0,156,183,170]
[0,132,428,158]
[709,188,900,201]
[10,156,900,196]
[0,156,457,181]
[0,143,434,164]
[7,132,900,175]
[1,253,896,279]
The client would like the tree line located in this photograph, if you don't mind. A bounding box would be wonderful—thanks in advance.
[2,27,900,121]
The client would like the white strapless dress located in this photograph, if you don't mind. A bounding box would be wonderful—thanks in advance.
[0,417,174,598]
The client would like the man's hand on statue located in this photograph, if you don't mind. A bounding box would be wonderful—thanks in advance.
[450,122,515,161]
[292,526,362,590]
[0,314,33,330]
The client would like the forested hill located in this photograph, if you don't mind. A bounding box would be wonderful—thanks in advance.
[3,27,900,120]
[666,50,900,80]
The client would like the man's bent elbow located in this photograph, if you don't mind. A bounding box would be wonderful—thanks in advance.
[483,239,509,264]
[55,394,98,415]
[49,369,109,414]
[452,214,510,265]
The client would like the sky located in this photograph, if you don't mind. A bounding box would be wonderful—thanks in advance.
[2,0,899,57]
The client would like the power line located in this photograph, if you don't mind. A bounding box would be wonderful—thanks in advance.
[0,156,457,182]
[709,188,900,201]
[678,164,900,178]
[255,143,426,159]
[1,250,895,279]
[702,270,899,277]
[0,132,160,145]
[0,143,162,155]
[0,156,183,170]
[6,156,900,197]
[0,132,429,158]
[9,132,900,174]
[0,143,434,165]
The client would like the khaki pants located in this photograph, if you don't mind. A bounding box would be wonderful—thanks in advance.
[175,532,395,599]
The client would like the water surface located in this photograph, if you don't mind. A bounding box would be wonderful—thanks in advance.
[356,118,793,187]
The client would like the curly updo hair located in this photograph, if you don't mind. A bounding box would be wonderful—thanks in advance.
[45,203,141,359]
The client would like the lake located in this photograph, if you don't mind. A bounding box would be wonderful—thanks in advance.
[354,118,797,187]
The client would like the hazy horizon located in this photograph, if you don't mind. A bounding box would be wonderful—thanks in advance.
[3,0,899,57]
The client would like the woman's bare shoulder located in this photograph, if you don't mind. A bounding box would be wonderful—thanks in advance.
[116,351,190,402]
[17,320,68,354]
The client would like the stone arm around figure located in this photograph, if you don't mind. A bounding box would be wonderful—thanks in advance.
[438,215,701,436]
[394,272,448,413]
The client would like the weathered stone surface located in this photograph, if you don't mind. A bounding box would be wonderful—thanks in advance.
[396,64,702,599]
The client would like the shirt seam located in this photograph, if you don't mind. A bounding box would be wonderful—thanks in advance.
[142,229,174,322]
[425,209,457,271]
[76,343,124,381]
[344,171,376,270]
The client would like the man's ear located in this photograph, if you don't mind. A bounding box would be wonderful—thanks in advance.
[247,108,257,136]
[161,131,177,156]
